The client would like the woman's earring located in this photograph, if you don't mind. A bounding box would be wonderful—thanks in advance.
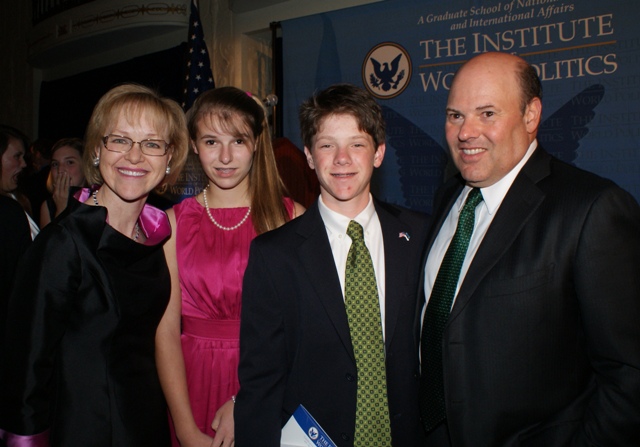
[93,156,100,167]
[165,165,171,175]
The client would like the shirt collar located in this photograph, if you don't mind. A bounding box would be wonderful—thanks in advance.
[318,194,376,236]
[465,139,538,215]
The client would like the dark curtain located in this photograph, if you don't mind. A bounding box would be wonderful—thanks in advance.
[38,43,186,141]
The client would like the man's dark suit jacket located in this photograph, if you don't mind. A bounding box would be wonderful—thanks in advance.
[236,199,429,447]
[422,147,640,446]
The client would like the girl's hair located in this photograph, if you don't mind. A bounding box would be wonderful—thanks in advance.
[83,83,189,187]
[46,137,85,193]
[187,86,290,234]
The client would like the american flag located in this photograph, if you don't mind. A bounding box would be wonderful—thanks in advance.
[182,0,215,110]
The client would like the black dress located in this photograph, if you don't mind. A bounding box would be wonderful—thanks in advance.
[0,190,171,446]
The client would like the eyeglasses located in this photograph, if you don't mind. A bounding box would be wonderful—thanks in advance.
[103,134,170,156]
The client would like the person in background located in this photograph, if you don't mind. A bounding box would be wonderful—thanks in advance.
[0,83,189,447]
[0,127,36,447]
[273,136,320,209]
[0,194,31,345]
[29,138,52,173]
[418,52,640,446]
[21,137,54,223]
[0,125,38,239]
[235,84,429,446]
[156,86,304,447]
[39,137,87,228]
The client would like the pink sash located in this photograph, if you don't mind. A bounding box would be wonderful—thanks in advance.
[181,316,240,339]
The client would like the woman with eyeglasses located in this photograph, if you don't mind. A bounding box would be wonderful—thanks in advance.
[0,84,189,447]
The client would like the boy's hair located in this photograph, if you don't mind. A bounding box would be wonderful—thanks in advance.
[299,84,386,150]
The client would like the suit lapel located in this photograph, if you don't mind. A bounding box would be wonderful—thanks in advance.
[376,202,409,349]
[417,179,465,318]
[297,203,356,362]
[448,148,551,322]
[425,179,466,265]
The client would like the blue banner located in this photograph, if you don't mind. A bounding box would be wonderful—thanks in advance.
[281,404,337,446]
[282,0,640,214]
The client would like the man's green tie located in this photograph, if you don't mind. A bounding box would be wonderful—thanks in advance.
[345,220,392,447]
[420,188,484,432]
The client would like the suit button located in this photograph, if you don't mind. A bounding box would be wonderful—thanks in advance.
[345,373,355,382]
[341,433,350,441]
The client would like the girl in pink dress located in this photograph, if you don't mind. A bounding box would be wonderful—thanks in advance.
[156,87,305,447]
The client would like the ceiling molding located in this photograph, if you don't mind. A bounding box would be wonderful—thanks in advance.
[228,0,287,14]
[28,0,189,68]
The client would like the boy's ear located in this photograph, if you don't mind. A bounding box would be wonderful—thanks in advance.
[304,147,315,170]
[373,142,386,168]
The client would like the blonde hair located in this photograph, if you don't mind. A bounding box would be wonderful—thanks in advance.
[187,87,289,234]
[83,83,189,188]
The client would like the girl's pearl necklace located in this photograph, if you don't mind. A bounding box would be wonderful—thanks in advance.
[92,189,141,241]
[202,184,251,231]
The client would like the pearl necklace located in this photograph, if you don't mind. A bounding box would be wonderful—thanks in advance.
[202,184,251,231]
[92,189,141,241]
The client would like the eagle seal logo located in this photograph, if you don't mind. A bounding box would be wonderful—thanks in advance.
[363,42,411,99]
[308,426,319,440]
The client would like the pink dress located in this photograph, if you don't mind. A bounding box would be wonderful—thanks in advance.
[170,196,294,444]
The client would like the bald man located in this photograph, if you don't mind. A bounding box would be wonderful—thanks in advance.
[418,52,640,446]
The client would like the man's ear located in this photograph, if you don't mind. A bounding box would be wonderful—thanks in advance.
[525,97,542,134]
[304,147,315,170]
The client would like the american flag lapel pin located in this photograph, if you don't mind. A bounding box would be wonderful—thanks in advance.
[399,232,410,241]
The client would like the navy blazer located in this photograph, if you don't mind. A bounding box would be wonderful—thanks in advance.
[236,198,429,447]
[422,147,640,446]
